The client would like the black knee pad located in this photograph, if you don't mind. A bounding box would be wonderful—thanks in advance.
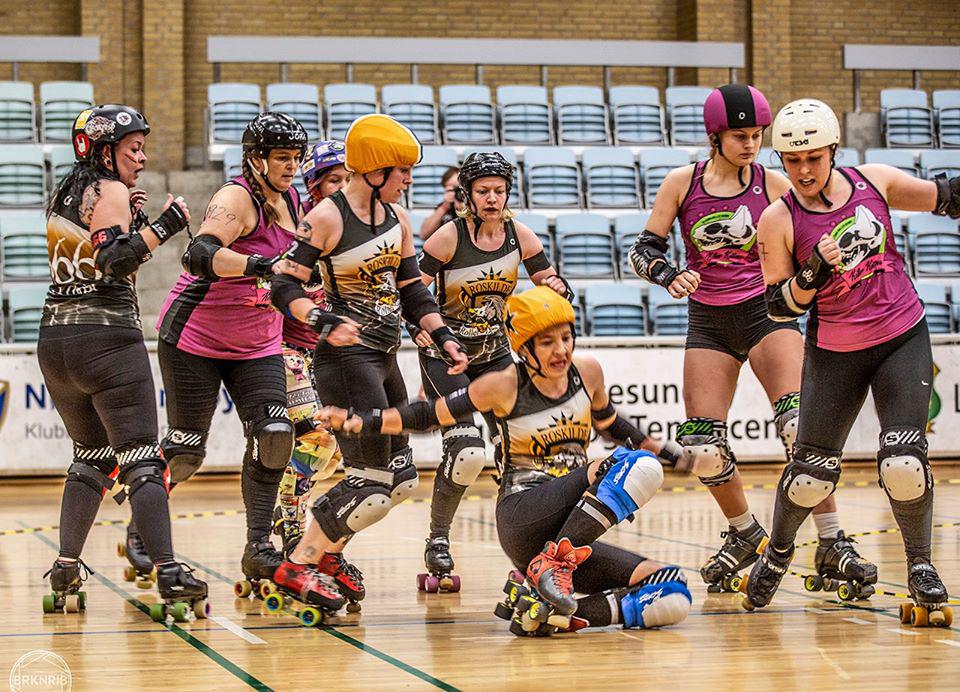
[117,454,169,500]
[161,428,207,483]
[246,404,294,470]
[387,446,419,506]
[440,424,485,489]
[244,444,287,485]
[310,477,392,542]
[780,443,842,509]
[877,426,932,503]
[66,443,121,501]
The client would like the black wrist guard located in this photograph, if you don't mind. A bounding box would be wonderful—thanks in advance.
[934,174,960,219]
[306,307,345,340]
[794,244,834,291]
[347,407,383,436]
[404,319,423,341]
[629,231,680,287]
[430,326,466,360]
[150,201,189,244]
[244,254,277,278]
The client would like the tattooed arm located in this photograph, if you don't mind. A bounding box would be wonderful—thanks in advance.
[189,184,262,278]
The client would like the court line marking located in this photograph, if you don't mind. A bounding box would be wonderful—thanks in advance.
[888,628,921,636]
[937,639,960,647]
[23,521,273,692]
[843,617,874,625]
[816,647,851,680]
[210,616,267,644]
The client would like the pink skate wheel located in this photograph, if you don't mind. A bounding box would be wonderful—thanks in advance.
[416,573,428,591]
[448,575,461,593]
[425,575,441,593]
[509,570,525,584]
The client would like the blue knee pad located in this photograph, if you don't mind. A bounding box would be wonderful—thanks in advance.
[621,578,692,629]
[595,448,663,524]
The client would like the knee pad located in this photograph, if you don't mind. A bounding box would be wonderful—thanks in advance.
[310,478,392,542]
[878,426,931,503]
[781,443,841,508]
[620,576,692,629]
[161,428,207,483]
[116,450,169,499]
[773,392,800,461]
[595,448,663,524]
[440,424,486,488]
[387,446,419,506]
[247,404,295,470]
[677,418,736,486]
[67,443,120,500]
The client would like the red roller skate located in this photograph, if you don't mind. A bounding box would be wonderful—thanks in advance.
[266,561,345,627]
[318,552,365,613]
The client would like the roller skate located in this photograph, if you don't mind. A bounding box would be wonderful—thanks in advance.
[150,562,210,623]
[42,559,92,614]
[265,561,345,627]
[899,559,953,627]
[493,571,559,637]
[417,536,461,593]
[318,552,364,613]
[802,531,877,601]
[701,520,768,593]
[741,543,794,611]
[234,540,284,599]
[117,524,157,590]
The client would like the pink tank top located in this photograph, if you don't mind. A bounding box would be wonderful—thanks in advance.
[678,160,768,306]
[157,176,300,359]
[784,167,922,352]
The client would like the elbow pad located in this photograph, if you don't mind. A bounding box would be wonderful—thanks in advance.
[400,279,440,325]
[181,234,223,279]
[92,225,151,279]
[522,250,552,276]
[270,272,307,315]
[629,231,679,287]
[765,280,809,322]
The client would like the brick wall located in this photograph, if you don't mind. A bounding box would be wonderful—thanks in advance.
[0,3,81,86]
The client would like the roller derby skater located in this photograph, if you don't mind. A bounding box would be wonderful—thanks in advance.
[801,531,877,601]
[743,99,958,621]
[38,104,204,617]
[412,152,571,593]
[320,287,692,636]
[630,84,859,594]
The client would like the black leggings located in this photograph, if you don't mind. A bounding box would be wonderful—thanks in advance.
[312,342,409,468]
[495,466,646,595]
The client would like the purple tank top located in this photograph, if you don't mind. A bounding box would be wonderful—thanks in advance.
[678,160,768,306]
[282,285,327,350]
[157,176,300,359]
[784,167,922,352]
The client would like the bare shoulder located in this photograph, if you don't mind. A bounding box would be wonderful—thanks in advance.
[572,354,603,383]
[662,163,696,191]
[81,179,127,226]
[763,168,792,198]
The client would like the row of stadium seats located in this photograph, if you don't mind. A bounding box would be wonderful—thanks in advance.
[880,88,960,148]
[0,81,95,143]
[0,144,74,207]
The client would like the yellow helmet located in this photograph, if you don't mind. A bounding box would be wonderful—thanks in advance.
[504,286,576,353]
[344,114,422,175]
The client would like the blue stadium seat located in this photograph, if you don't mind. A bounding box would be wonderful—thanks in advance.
[914,281,952,334]
[647,284,688,335]
[864,148,917,177]
[614,211,651,279]
[48,145,73,189]
[7,282,47,342]
[439,85,496,145]
[324,84,377,141]
[207,83,261,144]
[462,146,523,208]
[933,90,960,148]
[382,84,438,145]
[881,89,934,148]
[40,81,94,143]
[835,147,862,166]
[665,86,711,146]
[497,86,551,145]
[889,214,912,277]
[555,213,615,279]
[514,212,553,267]
[0,82,36,142]
[609,86,665,145]
[920,149,960,180]
[585,283,646,336]
[222,146,242,180]
[0,145,46,207]
[553,86,609,145]
[638,148,690,207]
[524,147,580,208]
[0,210,47,280]
[411,146,459,208]
[582,147,640,209]
[913,227,960,277]
[266,83,322,141]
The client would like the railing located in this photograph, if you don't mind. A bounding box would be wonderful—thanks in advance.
[0,36,100,80]
[843,44,960,113]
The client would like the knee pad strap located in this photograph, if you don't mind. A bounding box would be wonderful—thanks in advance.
[311,479,392,542]
[878,427,931,502]
[782,443,841,508]
[595,448,664,524]
[66,456,121,503]
[118,458,169,499]
[678,418,735,486]
[441,425,486,488]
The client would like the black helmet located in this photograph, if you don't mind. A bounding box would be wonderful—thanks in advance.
[458,152,513,198]
[71,104,150,162]
[242,112,308,160]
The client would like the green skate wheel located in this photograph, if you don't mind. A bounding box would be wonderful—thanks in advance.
[494,601,514,620]
[804,575,822,592]
[193,599,210,619]
[42,594,56,613]
[837,583,853,601]
[299,606,321,627]
[64,594,81,613]
[78,591,87,609]
[171,602,190,622]
[264,593,284,612]
[149,603,166,622]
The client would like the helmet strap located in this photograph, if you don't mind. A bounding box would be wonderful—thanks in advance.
[362,168,392,234]
[818,147,838,208]
[255,157,284,194]
[713,135,747,187]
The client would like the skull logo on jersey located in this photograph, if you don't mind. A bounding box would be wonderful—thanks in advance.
[834,205,885,271]
[689,205,758,263]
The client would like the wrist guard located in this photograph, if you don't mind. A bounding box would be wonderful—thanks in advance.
[306,307,345,340]
[934,174,960,219]
[150,201,189,244]
[794,244,834,291]
[244,254,277,278]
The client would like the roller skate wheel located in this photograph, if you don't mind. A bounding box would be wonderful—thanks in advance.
[117,542,127,558]
[172,602,190,622]
[494,601,514,620]
[741,599,756,612]
[857,584,875,600]
[823,578,840,592]
[899,602,913,624]
[803,575,823,592]
[299,606,321,627]
[928,608,946,627]
[416,573,428,591]
[508,618,528,637]
[547,613,571,629]
[64,594,81,613]
[837,583,854,601]
[42,594,56,614]
[234,580,252,598]
[193,599,210,619]
[149,603,166,622]
[259,581,277,598]
[264,593,284,612]
[706,584,721,594]
[424,575,441,593]
[726,576,743,593]
[509,570,525,584]
[78,591,87,609]
[941,606,953,627]
[910,605,929,627]
[520,612,541,632]
[346,601,362,614]
[439,575,460,592]
[136,578,153,591]
[124,565,137,582]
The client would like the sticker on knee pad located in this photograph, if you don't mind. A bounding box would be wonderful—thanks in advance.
[878,427,930,502]
[595,448,663,523]
[678,418,735,486]
[773,392,800,459]
[162,429,206,483]
[783,444,840,508]
[441,425,486,487]
[388,448,419,505]
[311,480,391,541]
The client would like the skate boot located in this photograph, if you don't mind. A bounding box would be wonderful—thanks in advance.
[318,552,365,613]
[42,559,92,614]
[117,524,157,589]
[268,561,346,627]
[234,540,284,599]
[742,543,795,611]
[701,519,768,593]
[417,536,461,593]
[802,531,878,600]
[900,559,953,627]
[521,538,592,632]
[151,562,210,623]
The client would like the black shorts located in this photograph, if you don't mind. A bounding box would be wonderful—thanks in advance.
[685,293,799,363]
[419,351,514,434]
[495,466,646,594]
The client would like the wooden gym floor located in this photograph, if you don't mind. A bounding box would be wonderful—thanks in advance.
[1,465,959,691]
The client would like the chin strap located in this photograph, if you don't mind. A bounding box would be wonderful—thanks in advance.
[712,136,748,188]
[256,162,284,194]
[362,168,392,233]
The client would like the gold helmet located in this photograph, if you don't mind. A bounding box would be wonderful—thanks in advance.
[344,114,422,175]
[504,286,576,354]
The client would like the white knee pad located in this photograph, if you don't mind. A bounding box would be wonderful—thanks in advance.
[636,591,692,628]
[786,473,835,508]
[442,425,486,487]
[880,455,927,502]
[622,454,664,510]
[682,443,726,478]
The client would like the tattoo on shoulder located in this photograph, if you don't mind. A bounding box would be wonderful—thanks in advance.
[295,220,313,240]
[203,204,239,226]
[79,181,102,226]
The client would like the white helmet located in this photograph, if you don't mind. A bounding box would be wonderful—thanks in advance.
[772,99,841,153]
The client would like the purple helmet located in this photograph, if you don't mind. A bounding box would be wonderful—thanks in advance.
[703,84,772,136]
[301,140,346,187]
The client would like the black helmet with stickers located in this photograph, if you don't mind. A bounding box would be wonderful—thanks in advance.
[458,152,513,199]
[71,104,150,163]
[242,112,309,161]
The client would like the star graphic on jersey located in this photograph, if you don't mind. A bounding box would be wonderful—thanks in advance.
[468,267,507,285]
[537,411,577,433]
[363,240,398,264]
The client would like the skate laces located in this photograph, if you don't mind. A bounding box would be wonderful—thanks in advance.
[327,552,364,582]
[43,558,94,581]
[911,563,943,591]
